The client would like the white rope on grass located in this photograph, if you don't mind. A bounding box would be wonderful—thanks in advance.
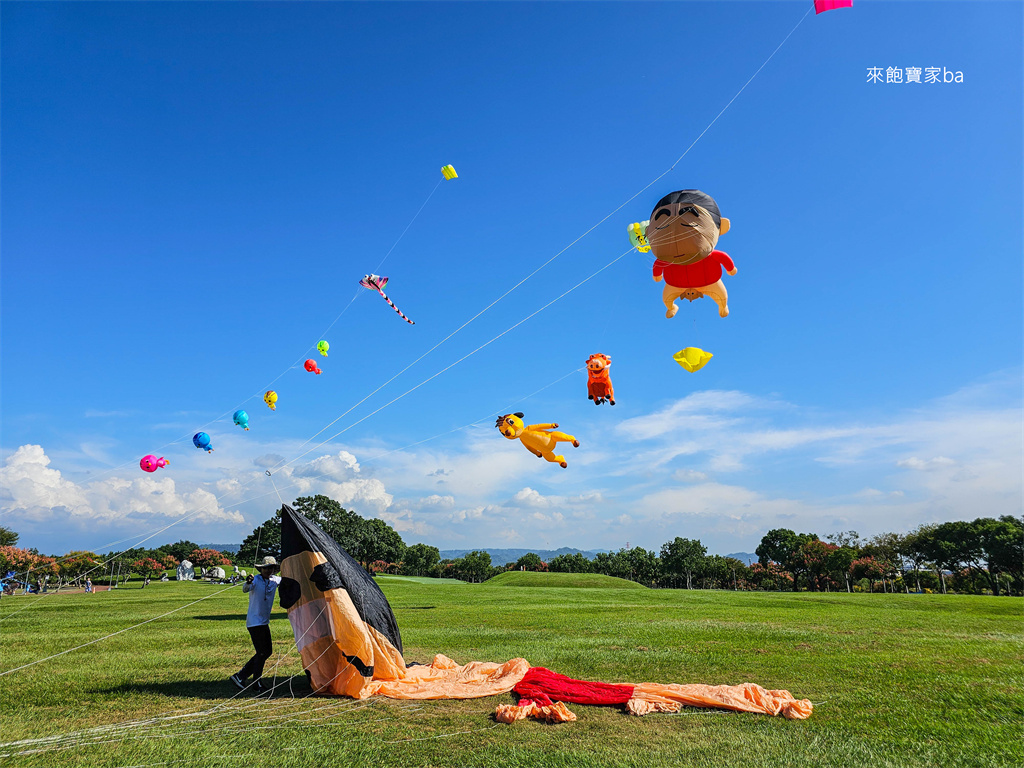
[0,583,240,677]
[385,722,502,743]
[0,606,336,753]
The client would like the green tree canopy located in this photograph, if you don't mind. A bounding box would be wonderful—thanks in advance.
[358,518,407,566]
[157,540,202,564]
[401,543,441,577]
[512,552,546,571]
[456,551,493,583]
[756,529,819,591]
[660,537,707,589]
[548,552,593,573]
[237,514,281,565]
[0,526,19,547]
[236,497,407,571]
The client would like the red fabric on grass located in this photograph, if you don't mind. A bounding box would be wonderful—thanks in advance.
[514,666,635,707]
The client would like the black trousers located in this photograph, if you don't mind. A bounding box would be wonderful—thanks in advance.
[239,625,272,681]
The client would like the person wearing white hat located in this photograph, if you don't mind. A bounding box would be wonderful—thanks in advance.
[230,556,281,693]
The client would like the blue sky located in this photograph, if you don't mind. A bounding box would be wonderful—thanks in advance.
[2,1,1021,558]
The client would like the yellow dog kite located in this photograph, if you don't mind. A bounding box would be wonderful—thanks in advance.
[496,413,579,468]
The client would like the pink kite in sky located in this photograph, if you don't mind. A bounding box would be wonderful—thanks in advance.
[814,0,852,13]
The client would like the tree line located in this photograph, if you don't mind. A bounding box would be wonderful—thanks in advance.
[385,516,1024,597]
[0,525,236,588]
[3,507,1021,596]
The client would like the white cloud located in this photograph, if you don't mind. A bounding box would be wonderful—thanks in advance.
[896,456,956,471]
[673,469,709,483]
[0,445,92,518]
[0,444,243,528]
[6,372,1020,558]
[512,487,548,507]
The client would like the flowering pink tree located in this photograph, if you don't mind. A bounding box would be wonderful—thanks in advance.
[57,551,101,587]
[747,561,793,591]
[130,557,165,579]
[794,540,840,591]
[188,549,232,569]
[851,556,885,592]
[0,546,58,587]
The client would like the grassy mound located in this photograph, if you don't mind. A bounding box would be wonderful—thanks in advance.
[483,571,645,589]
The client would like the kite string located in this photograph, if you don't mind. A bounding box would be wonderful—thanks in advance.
[267,7,811,472]
[372,178,443,274]
[74,174,445,484]
[14,5,812,597]
[0,584,240,677]
[137,364,587,525]
[274,248,631,473]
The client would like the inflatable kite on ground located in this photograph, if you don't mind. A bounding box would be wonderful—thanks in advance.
[274,504,813,721]
[673,347,713,372]
[278,503,523,699]
[815,0,852,12]
[644,190,735,319]
[495,413,579,468]
[359,275,414,325]
[264,390,278,410]
[304,359,322,375]
[140,455,169,473]
[586,354,615,405]
[233,410,250,430]
[441,164,458,180]
[192,432,214,452]
[317,340,329,357]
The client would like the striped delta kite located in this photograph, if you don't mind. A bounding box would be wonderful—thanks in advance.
[277,504,813,722]
[359,275,415,325]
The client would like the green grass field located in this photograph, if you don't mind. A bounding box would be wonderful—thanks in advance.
[0,577,1020,768]
[481,572,645,589]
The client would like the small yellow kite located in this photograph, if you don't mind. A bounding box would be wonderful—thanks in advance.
[673,347,713,372]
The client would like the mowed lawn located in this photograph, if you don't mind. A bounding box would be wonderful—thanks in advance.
[0,576,1020,768]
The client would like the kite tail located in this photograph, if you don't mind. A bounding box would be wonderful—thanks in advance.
[376,288,415,325]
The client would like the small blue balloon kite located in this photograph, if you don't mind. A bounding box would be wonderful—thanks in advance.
[233,410,250,431]
[193,432,214,452]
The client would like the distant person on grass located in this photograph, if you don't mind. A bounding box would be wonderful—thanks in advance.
[230,556,281,694]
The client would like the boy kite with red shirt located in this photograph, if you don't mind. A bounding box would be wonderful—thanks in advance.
[646,189,736,318]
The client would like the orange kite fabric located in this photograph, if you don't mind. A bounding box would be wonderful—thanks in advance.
[359,654,530,700]
[494,667,813,723]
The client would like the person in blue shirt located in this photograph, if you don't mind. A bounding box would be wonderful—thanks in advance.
[230,556,281,693]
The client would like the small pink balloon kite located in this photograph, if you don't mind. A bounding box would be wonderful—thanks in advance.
[140,455,169,473]
[304,359,322,375]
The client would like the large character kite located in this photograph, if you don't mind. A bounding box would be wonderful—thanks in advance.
[495,413,579,468]
[585,354,615,405]
[642,190,736,319]
[275,504,814,723]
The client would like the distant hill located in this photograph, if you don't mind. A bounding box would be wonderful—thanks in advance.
[201,543,240,554]
[725,552,758,566]
[438,547,606,567]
